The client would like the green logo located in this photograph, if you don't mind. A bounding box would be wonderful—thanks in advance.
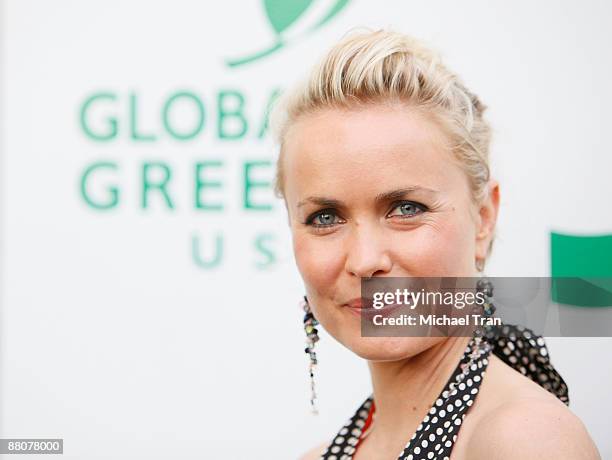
[225,0,351,67]
[550,231,612,306]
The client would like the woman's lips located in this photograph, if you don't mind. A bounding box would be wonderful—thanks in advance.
[345,298,372,309]
[343,300,403,318]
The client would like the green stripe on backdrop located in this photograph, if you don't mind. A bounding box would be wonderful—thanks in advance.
[550,232,612,307]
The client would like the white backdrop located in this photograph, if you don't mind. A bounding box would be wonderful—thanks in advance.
[1,1,611,458]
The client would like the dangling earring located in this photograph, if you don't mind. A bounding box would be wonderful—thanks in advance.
[449,260,497,392]
[475,274,496,340]
[301,295,320,415]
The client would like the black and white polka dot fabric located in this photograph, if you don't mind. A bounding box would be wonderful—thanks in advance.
[488,324,569,405]
[319,324,569,460]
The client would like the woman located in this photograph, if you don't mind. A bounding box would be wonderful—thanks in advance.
[269,28,600,460]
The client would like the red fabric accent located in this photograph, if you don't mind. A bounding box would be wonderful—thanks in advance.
[355,399,376,450]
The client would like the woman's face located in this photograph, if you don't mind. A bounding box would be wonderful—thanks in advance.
[282,102,498,360]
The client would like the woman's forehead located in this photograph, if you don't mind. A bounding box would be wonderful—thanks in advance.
[283,105,462,196]
[285,104,447,153]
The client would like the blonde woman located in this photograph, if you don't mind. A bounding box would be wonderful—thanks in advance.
[269,28,600,460]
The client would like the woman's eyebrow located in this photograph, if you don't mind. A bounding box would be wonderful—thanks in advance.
[297,187,440,209]
[297,196,343,209]
[376,186,440,202]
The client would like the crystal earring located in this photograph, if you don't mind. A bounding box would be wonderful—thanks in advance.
[475,276,496,340]
[301,295,320,415]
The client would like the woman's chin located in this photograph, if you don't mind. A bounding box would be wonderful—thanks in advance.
[343,336,445,361]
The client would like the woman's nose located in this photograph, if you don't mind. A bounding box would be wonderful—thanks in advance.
[344,223,392,278]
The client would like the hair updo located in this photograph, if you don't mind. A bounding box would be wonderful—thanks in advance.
[269,27,495,262]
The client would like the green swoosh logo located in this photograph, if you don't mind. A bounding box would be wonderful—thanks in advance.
[225,0,351,67]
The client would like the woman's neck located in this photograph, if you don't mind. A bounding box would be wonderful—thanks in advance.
[365,336,471,445]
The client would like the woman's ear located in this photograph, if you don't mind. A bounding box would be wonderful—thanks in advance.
[475,180,500,261]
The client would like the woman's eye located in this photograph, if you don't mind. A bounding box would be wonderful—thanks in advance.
[388,201,426,218]
[307,210,341,227]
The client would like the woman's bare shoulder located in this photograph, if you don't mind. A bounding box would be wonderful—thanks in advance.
[466,397,600,459]
[456,355,600,459]
[298,440,330,460]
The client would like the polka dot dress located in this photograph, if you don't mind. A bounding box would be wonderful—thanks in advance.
[319,324,569,460]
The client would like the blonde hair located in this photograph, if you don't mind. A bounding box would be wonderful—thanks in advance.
[269,27,495,261]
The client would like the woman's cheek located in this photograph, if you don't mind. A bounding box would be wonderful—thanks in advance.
[394,221,472,275]
[293,233,343,292]
[293,234,345,331]
[424,218,475,274]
